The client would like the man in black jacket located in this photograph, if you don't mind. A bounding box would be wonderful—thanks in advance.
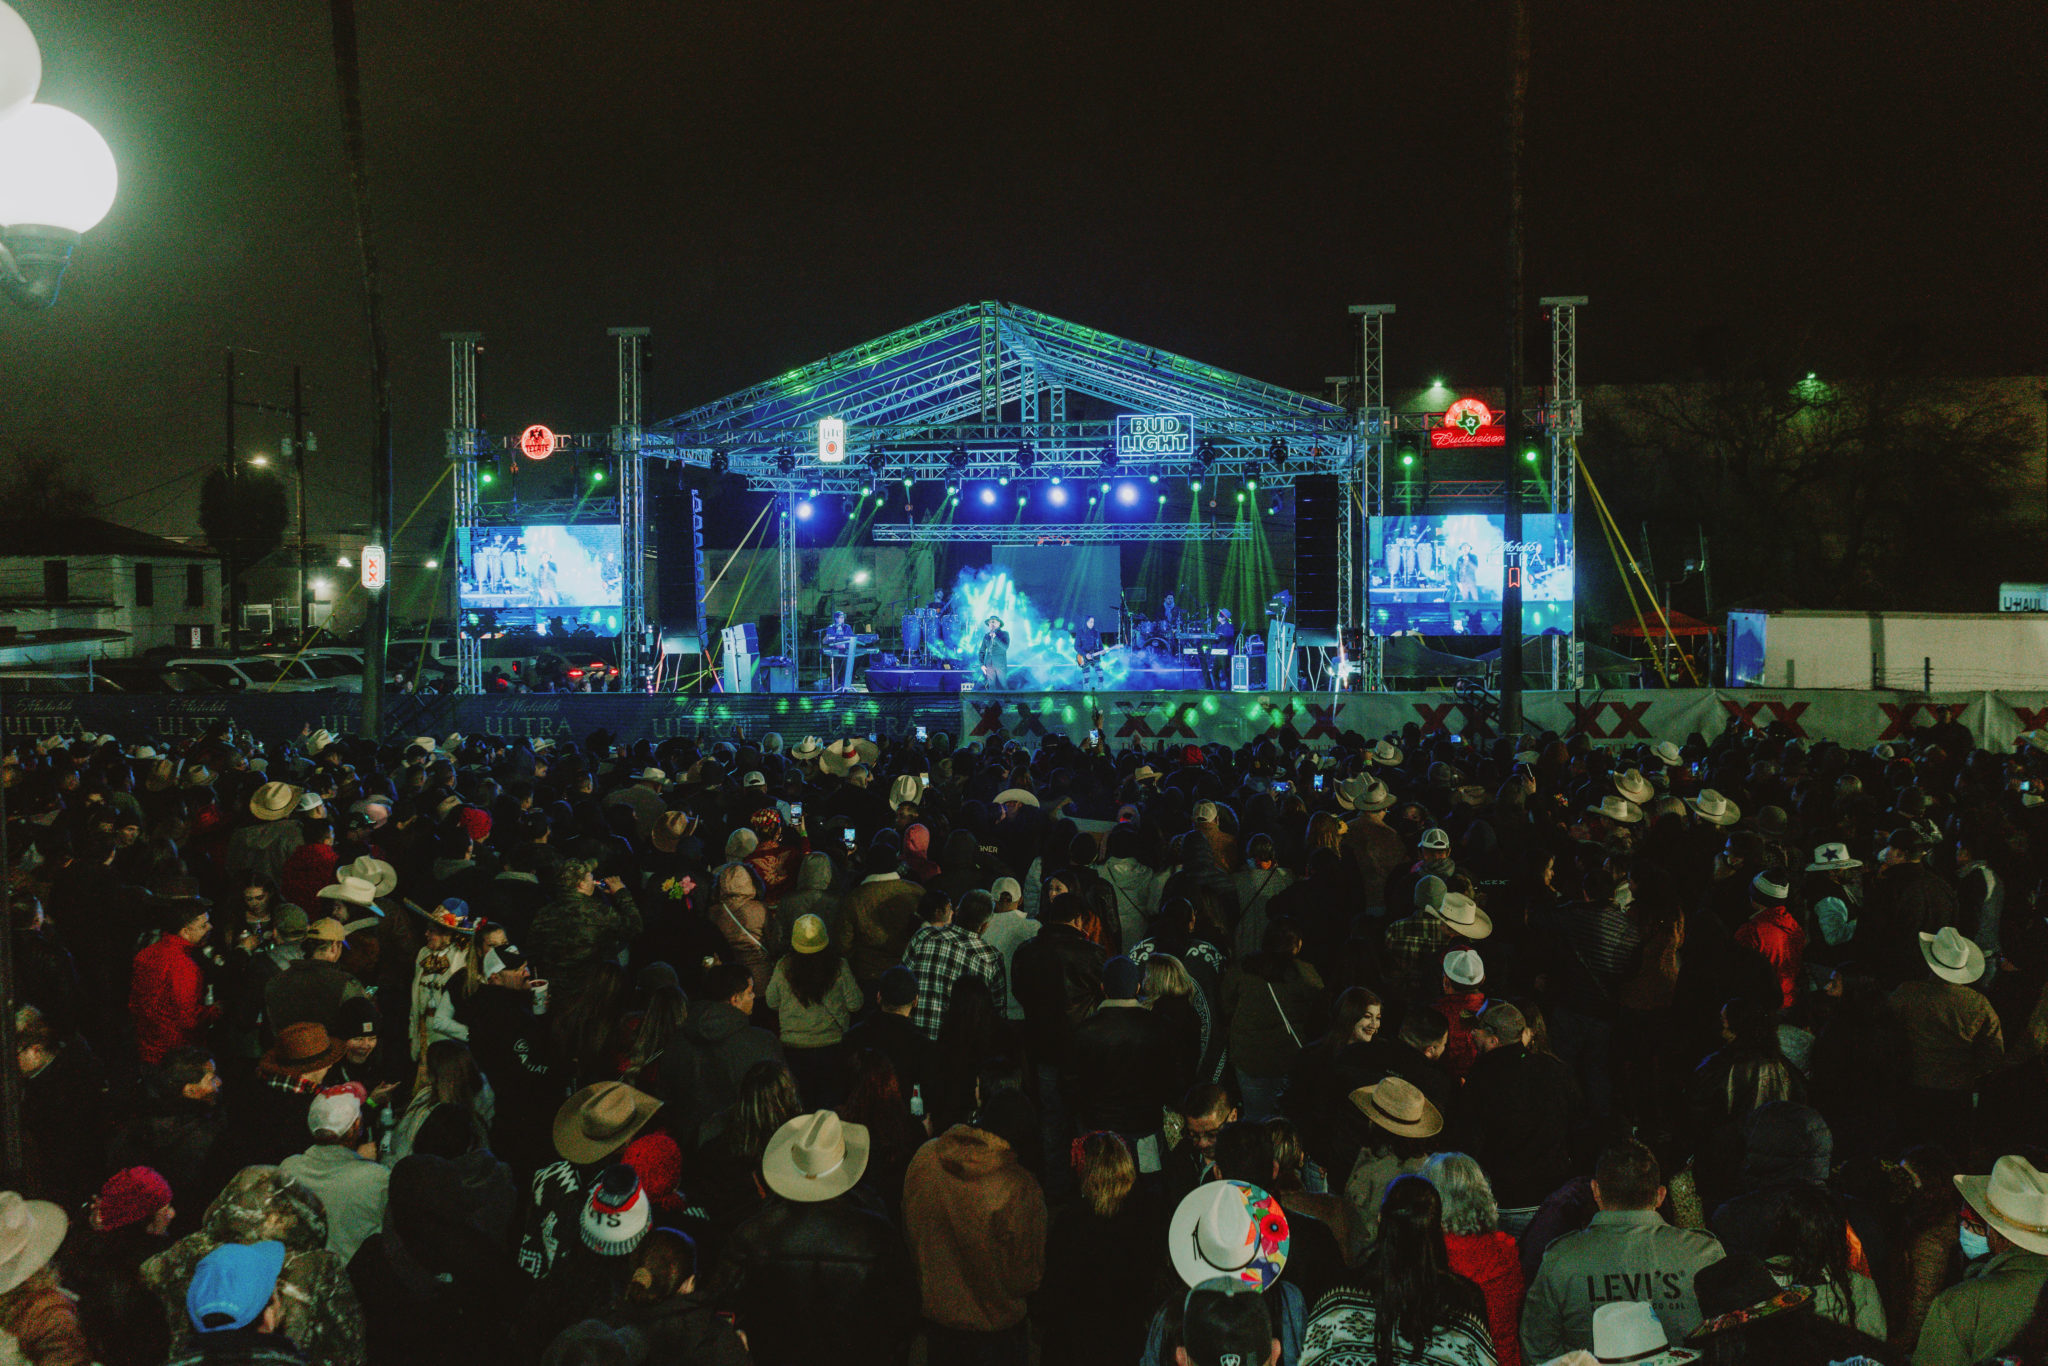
[1853,828,1959,984]
[658,963,783,1139]
[1455,1001,1575,1230]
[1064,957,1178,1146]
[1011,893,1106,1193]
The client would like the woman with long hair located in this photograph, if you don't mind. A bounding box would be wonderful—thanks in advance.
[1268,1116,1359,1265]
[693,1060,801,1233]
[1040,1131,1162,1366]
[1764,1181,1887,1340]
[1301,1176,1495,1366]
[835,1048,928,1213]
[1221,919,1328,1121]
[1616,859,1687,1123]
[552,961,631,1089]
[1281,987,1383,1187]
[1143,953,1204,1096]
[387,1038,494,1162]
[620,982,690,1091]
[765,913,863,1107]
[1421,1153,1524,1366]
[925,974,1002,1133]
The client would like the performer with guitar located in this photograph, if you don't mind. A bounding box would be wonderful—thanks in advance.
[978,615,1009,691]
[1074,614,1106,690]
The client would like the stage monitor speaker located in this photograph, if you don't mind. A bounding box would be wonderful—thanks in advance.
[651,491,708,649]
[1294,474,1339,632]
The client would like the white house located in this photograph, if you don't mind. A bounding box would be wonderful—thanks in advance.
[0,517,222,660]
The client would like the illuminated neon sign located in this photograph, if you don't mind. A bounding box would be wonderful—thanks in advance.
[1429,397,1506,449]
[1116,412,1196,457]
[518,424,557,460]
[817,417,847,463]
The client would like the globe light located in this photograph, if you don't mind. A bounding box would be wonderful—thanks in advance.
[0,2,41,121]
[0,103,118,231]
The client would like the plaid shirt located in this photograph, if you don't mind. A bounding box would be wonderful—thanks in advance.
[1381,912,1459,999]
[905,922,1006,1041]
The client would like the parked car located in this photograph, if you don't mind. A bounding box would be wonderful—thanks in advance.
[0,669,128,694]
[158,655,335,693]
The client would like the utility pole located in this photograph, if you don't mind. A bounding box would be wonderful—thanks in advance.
[1499,0,1531,733]
[223,347,238,651]
[292,366,309,639]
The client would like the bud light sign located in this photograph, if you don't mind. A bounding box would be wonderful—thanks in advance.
[1116,412,1196,457]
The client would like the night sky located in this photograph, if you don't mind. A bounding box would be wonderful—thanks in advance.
[4,0,2043,545]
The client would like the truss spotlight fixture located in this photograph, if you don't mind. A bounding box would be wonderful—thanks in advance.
[1190,479,1202,493]
[807,487,819,498]
[1268,438,1290,467]
[1195,441,1217,469]
[1050,475,1062,486]
[1116,483,1139,507]
[979,487,997,506]
[1018,494,1028,506]
[1049,485,1069,507]
[795,500,814,520]
[1099,482,1110,493]
[1148,474,1159,484]
[775,448,796,474]
[998,475,1010,486]
[1247,478,1259,492]
[946,444,970,476]
[1088,495,1097,506]
[591,466,606,484]
[1159,493,1168,505]
[866,444,887,472]
[1522,445,1541,464]
[479,469,495,486]
[1015,442,1036,474]
[709,449,730,475]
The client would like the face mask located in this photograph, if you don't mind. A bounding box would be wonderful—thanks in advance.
[1959,1225,1991,1262]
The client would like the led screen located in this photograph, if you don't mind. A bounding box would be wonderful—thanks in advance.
[1367,512,1573,636]
[457,524,624,636]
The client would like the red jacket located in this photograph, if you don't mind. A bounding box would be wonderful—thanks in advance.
[1430,989,1489,1079]
[281,840,342,913]
[1735,905,1807,1009]
[128,933,217,1064]
[1445,1230,1525,1366]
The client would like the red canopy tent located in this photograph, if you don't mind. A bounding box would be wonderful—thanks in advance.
[1611,611,1719,639]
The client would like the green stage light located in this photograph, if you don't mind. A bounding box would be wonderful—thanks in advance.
[1235,491,1245,503]
[1190,480,1201,492]
[1246,479,1258,491]
[902,477,913,488]
[1401,453,1415,468]
[1522,446,1540,463]
[1148,474,1159,484]
[591,468,605,484]
[479,470,494,486]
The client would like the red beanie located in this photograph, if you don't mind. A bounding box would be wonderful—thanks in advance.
[96,1166,173,1231]
[456,806,493,844]
[621,1132,685,1213]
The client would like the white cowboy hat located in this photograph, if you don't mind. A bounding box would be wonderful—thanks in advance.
[1650,740,1685,768]
[1919,926,1985,985]
[343,857,398,897]
[633,766,667,783]
[1956,1155,2048,1256]
[1592,1301,1699,1365]
[993,788,1041,809]
[316,875,380,909]
[791,736,824,761]
[1428,891,1492,939]
[0,1192,67,1294]
[1443,947,1484,987]
[1614,769,1655,804]
[762,1111,870,1203]
[1687,789,1741,826]
[1587,795,1643,825]
[1370,739,1403,767]
[411,736,438,753]
[306,729,337,754]
[1805,842,1863,874]
[1345,778,1395,813]
[1167,1180,1292,1292]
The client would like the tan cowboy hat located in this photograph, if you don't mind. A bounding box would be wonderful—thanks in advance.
[790,914,830,954]
[307,729,337,754]
[1347,778,1396,813]
[249,781,299,822]
[763,1110,870,1202]
[1805,842,1862,874]
[1587,794,1643,825]
[820,741,858,778]
[1686,789,1741,827]
[342,857,398,897]
[993,787,1041,809]
[552,1081,662,1166]
[1370,739,1404,767]
[1614,768,1655,804]
[1650,740,1685,768]
[179,763,216,790]
[1919,926,1985,985]
[317,875,379,908]
[1956,1155,2048,1256]
[650,809,695,854]
[0,1192,67,1294]
[143,758,175,792]
[1428,891,1492,939]
[1348,1075,1443,1139]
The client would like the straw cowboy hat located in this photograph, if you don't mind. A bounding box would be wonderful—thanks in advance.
[1167,1180,1292,1291]
[342,857,398,898]
[1614,768,1656,804]
[1427,891,1492,940]
[553,1082,662,1166]
[1919,926,1985,985]
[1956,1155,2048,1256]
[249,781,299,822]
[820,741,860,778]
[1650,740,1685,768]
[1687,789,1741,827]
[762,1111,870,1203]
[180,764,216,790]
[1805,843,1862,874]
[791,736,824,762]
[1348,1076,1444,1139]
[1592,1302,1699,1365]
[1587,795,1643,825]
[993,788,1041,809]
[0,1192,67,1294]
[650,809,698,854]
[1339,778,1395,813]
[1370,739,1404,767]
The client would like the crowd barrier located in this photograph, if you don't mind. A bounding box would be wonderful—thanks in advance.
[3,687,2043,752]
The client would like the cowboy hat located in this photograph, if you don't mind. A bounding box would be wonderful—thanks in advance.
[248,781,299,822]
[1919,926,1985,985]
[1345,778,1395,813]
[1592,1302,1699,1365]
[1427,891,1492,939]
[1805,842,1862,874]
[1370,739,1403,767]
[790,914,830,954]
[1167,1180,1291,1291]
[993,787,1041,809]
[261,1022,346,1076]
[1687,789,1741,827]
[650,809,697,854]
[0,1192,67,1294]
[791,736,824,761]
[1956,1155,2048,1256]
[1587,795,1643,825]
[631,766,667,784]
[306,729,337,754]
[1650,740,1684,768]
[819,741,858,778]
[1348,1076,1444,1139]
[342,857,398,897]
[1686,1254,1814,1342]
[410,898,480,935]
[553,1082,662,1166]
[1132,765,1163,784]
[317,876,379,908]
[762,1110,870,1203]
[1614,768,1655,804]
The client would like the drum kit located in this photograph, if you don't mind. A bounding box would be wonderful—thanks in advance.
[899,605,966,663]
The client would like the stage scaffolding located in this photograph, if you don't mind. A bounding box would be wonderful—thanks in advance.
[869,522,1252,544]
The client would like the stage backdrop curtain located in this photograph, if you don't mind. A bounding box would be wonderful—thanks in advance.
[993,544,1117,630]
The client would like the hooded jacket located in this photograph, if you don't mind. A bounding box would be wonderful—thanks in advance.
[715,864,773,996]
[901,1124,1048,1333]
[659,1000,783,1137]
[837,874,924,987]
[778,852,841,935]
[1707,1101,1832,1258]
[1734,904,1806,1009]
[1444,1230,1527,1366]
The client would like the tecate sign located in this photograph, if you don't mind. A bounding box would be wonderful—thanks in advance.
[1116,412,1196,456]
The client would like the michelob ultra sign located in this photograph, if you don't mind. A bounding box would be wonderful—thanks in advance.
[1115,412,1196,457]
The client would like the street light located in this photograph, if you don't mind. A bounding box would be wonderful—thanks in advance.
[0,5,118,310]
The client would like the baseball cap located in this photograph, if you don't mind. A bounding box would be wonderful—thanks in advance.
[1443,948,1485,987]
[1181,1278,1275,1366]
[186,1239,288,1332]
[742,771,767,789]
[877,964,918,1008]
[484,944,528,977]
[991,877,1022,904]
[1420,828,1451,851]
[306,1085,365,1137]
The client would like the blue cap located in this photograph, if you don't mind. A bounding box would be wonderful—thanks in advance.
[187,1240,288,1333]
[1103,955,1144,1000]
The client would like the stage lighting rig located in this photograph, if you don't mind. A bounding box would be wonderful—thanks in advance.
[1015,442,1036,475]
[1268,438,1290,469]
[709,449,730,474]
[774,448,796,474]
[1195,442,1217,471]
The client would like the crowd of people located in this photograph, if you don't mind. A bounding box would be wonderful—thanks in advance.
[3,711,2045,1366]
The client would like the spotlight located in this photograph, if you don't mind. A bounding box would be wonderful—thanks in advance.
[999,475,1010,486]
[1099,482,1110,493]
[808,487,819,498]
[1522,446,1541,464]
[1102,445,1120,472]
[796,500,814,520]
[479,469,494,486]
[1268,438,1290,467]
[1195,442,1217,470]
[979,487,997,506]
[1159,493,1168,504]
[1050,475,1062,486]
[947,444,969,475]
[1018,494,1028,506]
[865,444,887,473]
[591,466,606,484]
[1049,485,1069,507]
[1247,478,1259,492]
[1016,443,1036,475]
[1116,483,1139,507]
[902,477,914,488]
[1148,474,1159,484]
[709,450,730,474]
[1401,451,1416,468]
[1190,479,1202,493]
[946,483,959,495]
[1088,496,1097,506]
[775,448,796,474]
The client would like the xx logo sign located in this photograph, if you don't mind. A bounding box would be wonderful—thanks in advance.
[1567,700,1653,740]
[1718,699,1810,736]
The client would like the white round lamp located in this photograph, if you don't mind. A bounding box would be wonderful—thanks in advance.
[0,2,40,121]
[0,101,117,307]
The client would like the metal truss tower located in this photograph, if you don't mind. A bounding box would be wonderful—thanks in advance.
[1350,305,1394,690]
[444,332,485,694]
[777,495,800,681]
[611,328,650,689]
[1540,297,1586,688]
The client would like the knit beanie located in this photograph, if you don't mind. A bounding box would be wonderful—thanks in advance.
[620,1133,686,1213]
[581,1164,650,1256]
[95,1167,173,1231]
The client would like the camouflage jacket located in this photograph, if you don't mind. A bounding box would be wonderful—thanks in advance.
[525,888,642,987]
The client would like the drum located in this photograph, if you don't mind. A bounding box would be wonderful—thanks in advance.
[1141,634,1173,655]
[1415,541,1437,577]
[901,611,924,655]
[1392,539,1415,581]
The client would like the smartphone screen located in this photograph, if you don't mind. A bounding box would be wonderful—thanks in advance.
[916,725,928,742]
[1313,773,1325,791]
[1089,729,1102,742]
[1273,780,1292,795]
[788,802,805,828]
[841,825,857,845]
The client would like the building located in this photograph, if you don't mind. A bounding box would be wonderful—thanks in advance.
[0,517,222,660]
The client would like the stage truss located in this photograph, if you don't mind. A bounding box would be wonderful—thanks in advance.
[869,522,1251,544]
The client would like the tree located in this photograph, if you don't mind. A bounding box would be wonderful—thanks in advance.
[199,468,290,644]
[0,450,100,517]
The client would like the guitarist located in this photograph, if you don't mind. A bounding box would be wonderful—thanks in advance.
[1074,614,1106,690]
[978,615,1010,691]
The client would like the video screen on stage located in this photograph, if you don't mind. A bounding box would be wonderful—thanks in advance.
[457,524,625,636]
[1367,513,1574,635]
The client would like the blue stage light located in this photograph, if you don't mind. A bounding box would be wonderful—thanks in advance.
[795,500,814,520]
[979,487,997,506]
[1048,485,1069,507]
[1116,483,1139,506]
